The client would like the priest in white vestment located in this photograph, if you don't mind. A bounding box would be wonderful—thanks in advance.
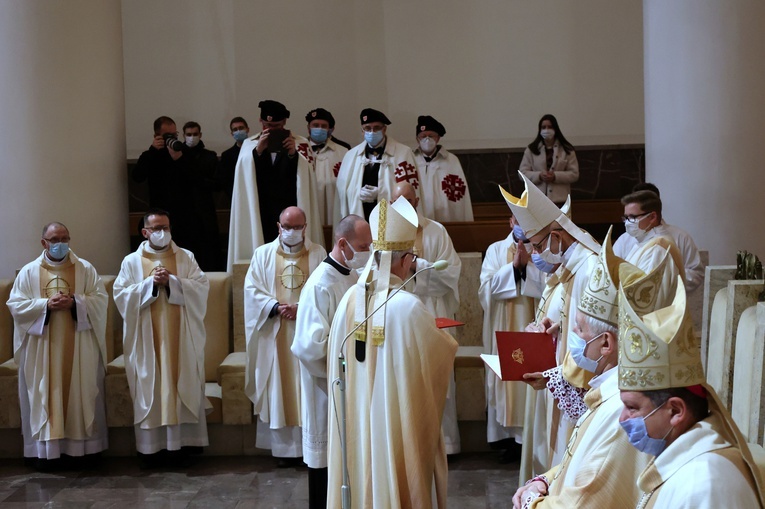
[291,214,372,509]
[480,214,544,453]
[514,230,670,509]
[501,172,602,481]
[114,210,210,463]
[412,115,474,222]
[393,182,462,455]
[304,108,349,226]
[326,198,458,508]
[618,276,764,508]
[334,108,419,223]
[7,222,108,468]
[244,206,326,463]
[227,100,323,271]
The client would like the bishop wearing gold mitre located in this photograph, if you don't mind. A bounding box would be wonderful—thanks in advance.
[326,198,458,508]
[8,222,108,469]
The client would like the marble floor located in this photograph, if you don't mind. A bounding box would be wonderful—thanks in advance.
[0,453,519,508]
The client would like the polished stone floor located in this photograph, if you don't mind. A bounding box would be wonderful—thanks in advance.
[0,453,519,508]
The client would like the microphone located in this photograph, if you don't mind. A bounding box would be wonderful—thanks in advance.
[334,258,447,509]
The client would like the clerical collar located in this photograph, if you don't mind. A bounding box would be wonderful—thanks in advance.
[144,242,171,254]
[364,139,387,158]
[44,252,69,266]
[280,240,304,254]
[325,254,351,276]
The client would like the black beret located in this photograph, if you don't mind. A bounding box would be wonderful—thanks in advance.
[258,100,290,122]
[360,108,391,125]
[305,108,336,128]
[416,115,446,137]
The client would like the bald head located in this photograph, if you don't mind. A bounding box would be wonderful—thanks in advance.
[392,182,418,211]
[42,222,69,238]
[279,206,307,226]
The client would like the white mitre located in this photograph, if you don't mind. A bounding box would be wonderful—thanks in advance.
[499,171,599,253]
[354,198,418,346]
[577,227,627,326]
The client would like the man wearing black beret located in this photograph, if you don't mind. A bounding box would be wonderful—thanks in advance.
[304,108,349,226]
[227,100,323,270]
[334,108,419,221]
[413,115,474,222]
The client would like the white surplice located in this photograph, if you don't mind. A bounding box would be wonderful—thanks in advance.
[479,235,544,444]
[227,132,323,271]
[290,256,357,468]
[312,139,348,226]
[326,276,458,509]
[7,251,108,459]
[408,213,462,454]
[333,137,419,223]
[114,241,209,454]
[413,146,474,223]
[244,237,325,457]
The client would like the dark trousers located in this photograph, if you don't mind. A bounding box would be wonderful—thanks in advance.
[308,466,328,509]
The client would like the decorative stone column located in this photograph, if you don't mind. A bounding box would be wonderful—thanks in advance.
[643,0,765,265]
[0,1,128,278]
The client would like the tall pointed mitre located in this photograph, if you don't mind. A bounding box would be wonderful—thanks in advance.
[499,171,599,253]
[619,247,675,317]
[577,227,628,326]
[354,198,418,347]
[560,195,572,219]
[619,275,765,504]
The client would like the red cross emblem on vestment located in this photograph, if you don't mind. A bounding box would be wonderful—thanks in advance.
[441,174,466,202]
[394,161,420,189]
[296,143,315,165]
[333,161,341,178]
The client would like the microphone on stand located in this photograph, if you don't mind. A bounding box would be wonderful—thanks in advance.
[335,259,448,509]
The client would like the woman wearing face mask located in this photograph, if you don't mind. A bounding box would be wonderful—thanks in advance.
[520,114,579,207]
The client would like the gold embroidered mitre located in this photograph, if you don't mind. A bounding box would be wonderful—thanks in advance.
[577,227,628,326]
[618,247,672,316]
[618,275,704,391]
[499,171,600,253]
[354,198,419,346]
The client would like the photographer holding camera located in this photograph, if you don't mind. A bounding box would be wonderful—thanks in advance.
[131,116,222,270]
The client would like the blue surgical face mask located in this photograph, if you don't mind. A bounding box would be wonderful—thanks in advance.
[531,253,556,273]
[620,400,673,456]
[310,128,329,144]
[47,242,70,260]
[569,331,604,373]
[364,130,384,147]
[512,224,527,242]
[232,129,248,142]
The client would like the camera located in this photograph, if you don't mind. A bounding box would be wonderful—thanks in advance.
[162,133,185,152]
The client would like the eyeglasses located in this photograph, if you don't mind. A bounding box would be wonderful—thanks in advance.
[621,213,650,224]
[43,236,70,243]
[361,126,384,133]
[405,252,418,263]
[531,228,563,252]
[144,225,170,232]
[279,224,306,231]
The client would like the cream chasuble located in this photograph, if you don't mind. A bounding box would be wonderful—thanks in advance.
[244,238,325,432]
[114,241,209,453]
[526,368,650,509]
[520,243,598,481]
[326,278,458,509]
[479,234,543,442]
[8,251,108,457]
[333,137,420,224]
[227,132,323,271]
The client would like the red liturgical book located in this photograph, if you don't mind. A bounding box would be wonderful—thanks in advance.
[481,331,556,381]
[435,317,465,329]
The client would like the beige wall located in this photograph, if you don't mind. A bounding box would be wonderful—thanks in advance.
[122,0,644,158]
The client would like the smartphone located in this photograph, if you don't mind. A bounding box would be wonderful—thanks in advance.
[267,129,290,152]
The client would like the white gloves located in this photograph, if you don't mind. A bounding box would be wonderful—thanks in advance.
[359,185,379,203]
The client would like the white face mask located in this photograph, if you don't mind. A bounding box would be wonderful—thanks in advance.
[538,232,564,264]
[150,230,172,248]
[624,221,649,243]
[540,128,555,141]
[185,135,200,148]
[281,228,304,247]
[342,242,371,270]
[419,137,437,154]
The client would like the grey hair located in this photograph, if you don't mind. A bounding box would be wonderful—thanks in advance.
[373,249,409,266]
[582,313,618,338]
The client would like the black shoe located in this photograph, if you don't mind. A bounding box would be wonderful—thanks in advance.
[276,457,304,468]
[34,458,60,472]
[498,442,522,464]
[138,452,163,470]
